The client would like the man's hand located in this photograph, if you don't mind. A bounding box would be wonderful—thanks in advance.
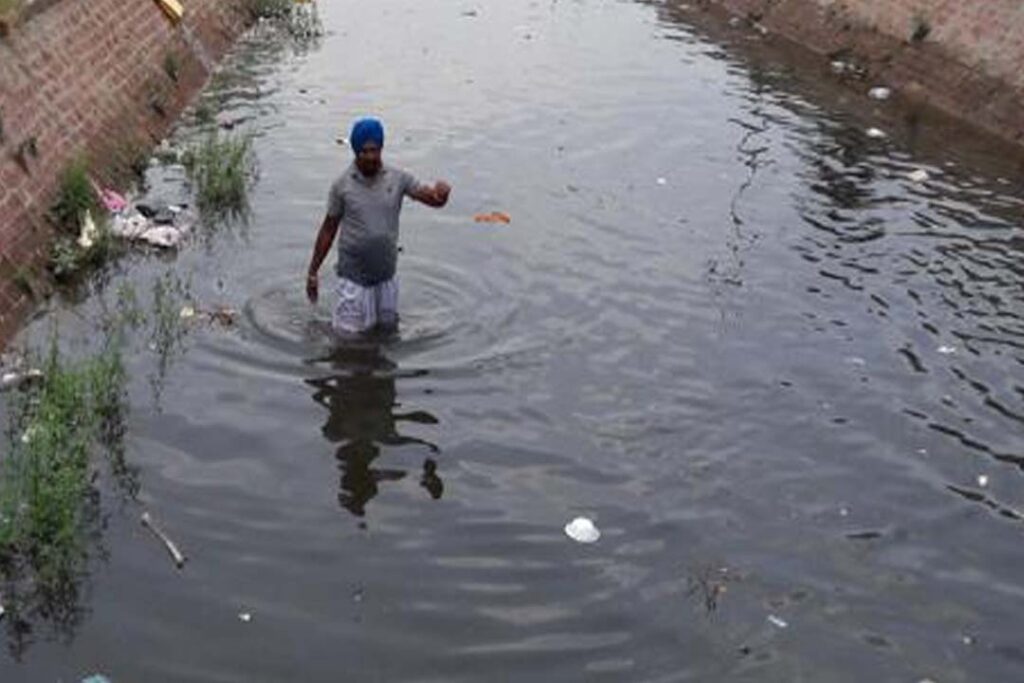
[411,180,452,207]
[433,181,451,206]
[306,273,319,304]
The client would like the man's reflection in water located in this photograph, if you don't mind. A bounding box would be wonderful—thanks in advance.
[306,341,442,517]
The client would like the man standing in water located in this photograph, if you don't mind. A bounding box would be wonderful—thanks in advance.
[306,117,451,334]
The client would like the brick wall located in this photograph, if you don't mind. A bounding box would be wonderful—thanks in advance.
[0,0,247,341]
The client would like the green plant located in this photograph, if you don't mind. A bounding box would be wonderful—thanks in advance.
[910,13,931,42]
[114,137,151,179]
[182,132,255,216]
[12,266,35,297]
[51,157,98,233]
[0,332,128,592]
[245,0,322,41]
[48,216,119,282]
[244,0,291,21]
[148,271,192,399]
[163,51,181,83]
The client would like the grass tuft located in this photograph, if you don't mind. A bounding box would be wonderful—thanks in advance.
[182,132,255,217]
[0,332,128,592]
[50,157,99,233]
[245,0,323,41]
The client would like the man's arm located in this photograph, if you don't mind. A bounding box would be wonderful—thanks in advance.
[409,181,452,208]
[306,214,341,303]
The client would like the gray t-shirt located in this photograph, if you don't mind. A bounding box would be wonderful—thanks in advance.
[326,163,423,286]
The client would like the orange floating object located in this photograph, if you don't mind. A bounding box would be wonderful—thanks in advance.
[474,211,511,224]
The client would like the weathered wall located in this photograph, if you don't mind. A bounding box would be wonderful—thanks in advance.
[820,0,1024,92]
[705,0,1024,147]
[0,0,247,340]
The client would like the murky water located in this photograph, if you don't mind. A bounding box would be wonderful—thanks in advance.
[4,0,1024,680]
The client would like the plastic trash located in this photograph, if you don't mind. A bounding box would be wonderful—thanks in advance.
[868,86,891,100]
[81,676,112,683]
[110,213,152,240]
[907,169,930,183]
[656,177,667,185]
[78,211,99,249]
[977,475,989,487]
[767,614,788,629]
[564,516,600,543]
[0,601,5,620]
[0,368,43,391]
[140,226,183,248]
[865,128,887,139]
[473,211,511,224]
[937,345,956,355]
[239,612,252,622]
[135,201,182,223]
[179,305,196,320]
[208,306,238,327]
[141,512,187,569]
[100,189,128,213]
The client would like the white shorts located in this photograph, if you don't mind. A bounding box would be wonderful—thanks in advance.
[332,276,399,334]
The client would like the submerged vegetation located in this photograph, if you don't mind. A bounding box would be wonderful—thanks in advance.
[0,272,194,646]
[50,157,99,232]
[47,157,123,283]
[245,0,323,42]
[0,331,127,602]
[182,132,256,218]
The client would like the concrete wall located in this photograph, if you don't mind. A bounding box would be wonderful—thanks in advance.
[0,0,246,339]
[707,0,1024,147]
[820,0,1024,92]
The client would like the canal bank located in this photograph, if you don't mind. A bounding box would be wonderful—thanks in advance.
[684,0,1024,149]
[0,0,249,342]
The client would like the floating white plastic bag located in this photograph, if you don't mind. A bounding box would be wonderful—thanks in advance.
[564,517,600,544]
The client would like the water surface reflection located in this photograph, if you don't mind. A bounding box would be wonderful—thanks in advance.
[306,341,442,517]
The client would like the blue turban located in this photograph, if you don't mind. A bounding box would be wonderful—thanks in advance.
[350,118,384,153]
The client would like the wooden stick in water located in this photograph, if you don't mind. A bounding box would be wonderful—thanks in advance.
[141,512,187,569]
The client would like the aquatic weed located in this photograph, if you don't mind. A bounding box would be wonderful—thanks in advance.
[182,132,256,218]
[50,157,98,233]
[0,331,129,595]
[245,0,323,43]
[148,271,193,399]
[48,216,120,284]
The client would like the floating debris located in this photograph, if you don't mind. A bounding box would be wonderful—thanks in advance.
[868,86,892,100]
[238,612,252,623]
[0,368,44,391]
[141,512,187,569]
[138,225,184,249]
[78,211,99,249]
[0,600,5,620]
[937,345,956,355]
[656,177,667,185]
[179,305,197,320]
[977,475,989,488]
[474,211,511,224]
[865,127,887,139]
[844,356,867,366]
[564,516,600,544]
[907,169,930,183]
[767,614,788,629]
[208,306,239,327]
[830,60,848,74]
[96,186,128,213]
[81,676,112,683]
